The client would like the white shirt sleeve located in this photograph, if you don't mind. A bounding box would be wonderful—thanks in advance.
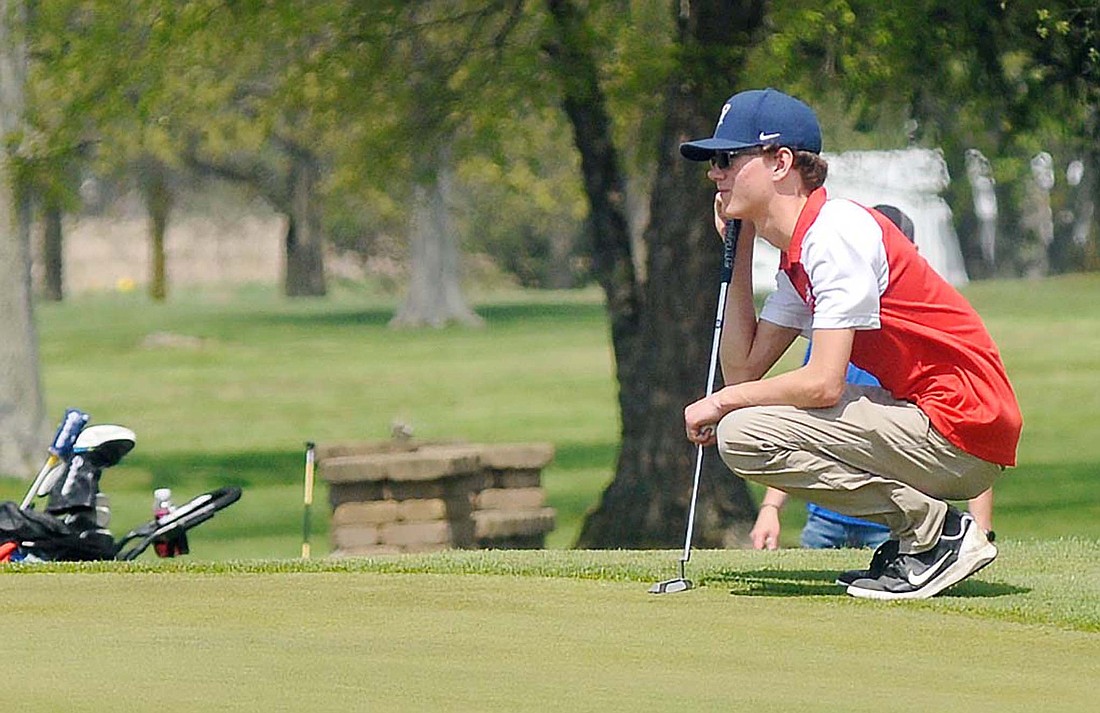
[759,270,812,331]
[801,201,888,330]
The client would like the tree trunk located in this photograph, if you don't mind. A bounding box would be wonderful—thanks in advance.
[546,0,763,548]
[41,199,63,301]
[0,0,46,477]
[141,161,172,301]
[284,151,327,297]
[391,161,483,328]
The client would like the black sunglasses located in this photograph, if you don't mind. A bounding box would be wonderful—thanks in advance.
[710,147,764,170]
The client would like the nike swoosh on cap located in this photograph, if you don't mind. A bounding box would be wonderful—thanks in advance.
[758,131,781,141]
[906,552,952,587]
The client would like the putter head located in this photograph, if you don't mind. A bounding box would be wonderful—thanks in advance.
[648,578,693,595]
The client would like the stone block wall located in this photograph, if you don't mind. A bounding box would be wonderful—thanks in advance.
[319,440,555,556]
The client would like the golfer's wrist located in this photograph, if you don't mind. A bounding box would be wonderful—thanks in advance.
[709,386,741,414]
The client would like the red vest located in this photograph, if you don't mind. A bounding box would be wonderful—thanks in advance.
[781,188,1022,466]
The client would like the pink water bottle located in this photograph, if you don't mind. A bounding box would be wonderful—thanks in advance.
[153,488,174,523]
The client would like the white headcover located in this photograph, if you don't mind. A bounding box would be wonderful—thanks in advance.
[73,425,136,452]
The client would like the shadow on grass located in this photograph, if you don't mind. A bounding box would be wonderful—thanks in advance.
[709,568,844,597]
[125,449,303,489]
[474,302,607,325]
[245,307,395,329]
[936,579,1029,598]
[709,569,1029,598]
[239,301,607,330]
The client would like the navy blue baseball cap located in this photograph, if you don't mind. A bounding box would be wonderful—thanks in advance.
[680,88,822,161]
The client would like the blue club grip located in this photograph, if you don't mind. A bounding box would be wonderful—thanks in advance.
[720,219,741,284]
[49,409,90,459]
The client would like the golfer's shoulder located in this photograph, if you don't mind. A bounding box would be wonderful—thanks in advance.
[816,197,878,230]
[805,199,884,257]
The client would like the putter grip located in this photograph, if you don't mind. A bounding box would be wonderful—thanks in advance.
[721,219,740,284]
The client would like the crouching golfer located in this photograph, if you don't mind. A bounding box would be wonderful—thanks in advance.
[679,88,1022,600]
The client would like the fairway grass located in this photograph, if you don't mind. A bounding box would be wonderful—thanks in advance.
[2,544,1097,713]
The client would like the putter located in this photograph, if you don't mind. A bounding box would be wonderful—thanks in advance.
[649,219,740,595]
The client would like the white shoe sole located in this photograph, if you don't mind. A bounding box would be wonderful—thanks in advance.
[846,523,997,601]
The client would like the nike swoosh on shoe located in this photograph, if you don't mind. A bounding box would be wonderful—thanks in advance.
[905,551,952,587]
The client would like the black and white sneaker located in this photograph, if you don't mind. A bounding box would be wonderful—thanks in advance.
[835,538,899,587]
[845,507,997,601]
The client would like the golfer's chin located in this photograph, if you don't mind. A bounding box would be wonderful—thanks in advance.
[716,193,743,218]
[717,204,745,224]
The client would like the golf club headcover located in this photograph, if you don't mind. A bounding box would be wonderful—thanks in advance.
[49,409,90,460]
[72,425,137,467]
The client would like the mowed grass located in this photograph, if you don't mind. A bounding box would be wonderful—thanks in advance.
[1,274,1099,710]
[1,544,1098,713]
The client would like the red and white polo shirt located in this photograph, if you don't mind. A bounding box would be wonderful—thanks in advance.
[759,187,1022,466]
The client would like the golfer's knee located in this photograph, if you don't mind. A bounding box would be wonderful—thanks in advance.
[715,408,770,474]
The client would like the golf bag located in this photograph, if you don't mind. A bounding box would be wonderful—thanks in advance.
[1,413,241,563]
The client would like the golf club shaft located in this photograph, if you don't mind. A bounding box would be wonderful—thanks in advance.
[679,219,740,566]
[20,455,60,510]
[301,441,316,558]
[680,281,730,565]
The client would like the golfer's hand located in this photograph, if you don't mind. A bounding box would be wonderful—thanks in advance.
[684,395,723,446]
[750,508,781,550]
[713,193,726,238]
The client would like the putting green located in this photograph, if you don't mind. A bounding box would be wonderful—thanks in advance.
[2,569,1096,712]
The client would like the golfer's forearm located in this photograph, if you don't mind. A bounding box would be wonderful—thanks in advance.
[712,366,845,412]
[723,319,801,387]
[719,293,759,383]
[717,327,849,409]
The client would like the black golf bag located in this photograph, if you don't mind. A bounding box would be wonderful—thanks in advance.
[0,500,115,561]
[1,413,241,563]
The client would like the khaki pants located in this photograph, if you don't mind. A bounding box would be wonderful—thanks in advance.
[715,385,1001,553]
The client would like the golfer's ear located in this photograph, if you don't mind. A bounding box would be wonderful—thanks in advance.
[771,147,796,180]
